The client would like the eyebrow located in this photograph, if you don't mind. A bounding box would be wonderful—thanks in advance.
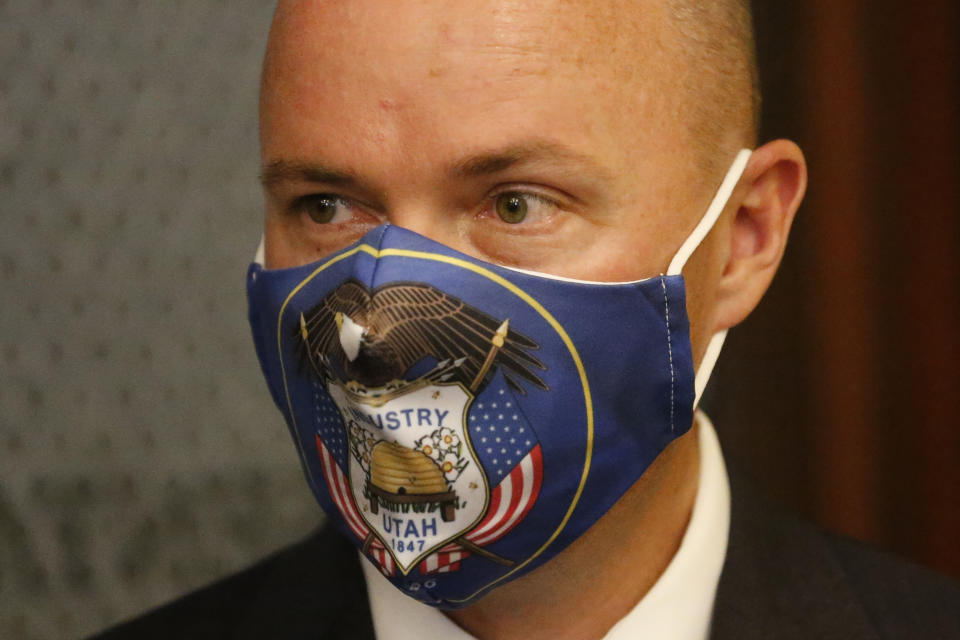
[448,140,611,181]
[259,160,361,190]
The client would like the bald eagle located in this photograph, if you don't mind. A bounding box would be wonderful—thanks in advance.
[294,280,547,393]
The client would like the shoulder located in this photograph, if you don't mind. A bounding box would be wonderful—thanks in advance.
[89,524,374,640]
[713,468,960,640]
[825,533,960,637]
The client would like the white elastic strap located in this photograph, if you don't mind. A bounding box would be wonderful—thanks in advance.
[694,328,727,408]
[667,149,752,276]
[254,235,265,267]
[668,149,750,409]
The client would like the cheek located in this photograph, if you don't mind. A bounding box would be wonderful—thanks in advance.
[530,224,665,282]
[263,216,298,270]
[263,214,341,270]
[591,217,678,280]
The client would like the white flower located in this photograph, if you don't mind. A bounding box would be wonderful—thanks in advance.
[439,453,460,482]
[416,435,441,461]
[438,427,460,449]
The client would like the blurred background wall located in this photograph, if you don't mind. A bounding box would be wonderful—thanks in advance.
[710,0,960,582]
[0,1,957,639]
[0,3,318,639]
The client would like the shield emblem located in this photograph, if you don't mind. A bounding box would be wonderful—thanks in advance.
[294,278,550,576]
[328,380,488,573]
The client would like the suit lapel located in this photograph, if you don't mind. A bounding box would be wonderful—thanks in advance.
[711,469,879,640]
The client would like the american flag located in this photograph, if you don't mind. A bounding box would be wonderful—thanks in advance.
[419,374,543,574]
[316,435,396,575]
[314,379,348,468]
[313,381,395,575]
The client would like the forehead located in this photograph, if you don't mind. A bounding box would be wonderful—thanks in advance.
[261,0,687,167]
[268,0,660,78]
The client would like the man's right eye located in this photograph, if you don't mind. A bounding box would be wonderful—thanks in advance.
[296,194,351,224]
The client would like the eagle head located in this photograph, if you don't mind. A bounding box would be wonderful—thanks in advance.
[335,311,367,362]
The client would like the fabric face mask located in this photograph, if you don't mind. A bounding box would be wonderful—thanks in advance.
[246,150,751,608]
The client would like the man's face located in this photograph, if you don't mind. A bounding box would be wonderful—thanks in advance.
[261,0,729,343]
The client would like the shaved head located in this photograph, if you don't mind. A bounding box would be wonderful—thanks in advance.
[666,0,759,168]
[263,0,759,179]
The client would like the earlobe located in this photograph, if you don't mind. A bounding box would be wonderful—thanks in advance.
[714,139,808,330]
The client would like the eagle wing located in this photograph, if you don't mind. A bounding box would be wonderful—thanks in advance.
[295,280,371,379]
[367,283,548,393]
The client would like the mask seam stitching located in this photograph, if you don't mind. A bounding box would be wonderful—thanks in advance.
[659,276,676,432]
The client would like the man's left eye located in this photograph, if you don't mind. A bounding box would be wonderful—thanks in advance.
[491,192,555,225]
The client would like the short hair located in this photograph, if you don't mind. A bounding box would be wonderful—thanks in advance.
[666,0,760,170]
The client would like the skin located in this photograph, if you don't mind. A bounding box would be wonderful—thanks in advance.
[259,1,807,638]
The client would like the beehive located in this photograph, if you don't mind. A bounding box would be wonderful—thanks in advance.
[370,441,448,495]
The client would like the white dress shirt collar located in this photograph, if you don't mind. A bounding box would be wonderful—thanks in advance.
[361,412,731,640]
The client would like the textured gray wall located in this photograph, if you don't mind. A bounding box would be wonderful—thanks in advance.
[0,3,322,639]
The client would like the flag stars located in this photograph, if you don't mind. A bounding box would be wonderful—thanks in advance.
[474,379,536,484]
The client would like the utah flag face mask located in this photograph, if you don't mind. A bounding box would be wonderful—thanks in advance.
[246,150,751,608]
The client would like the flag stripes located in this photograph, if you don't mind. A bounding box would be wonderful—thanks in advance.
[370,545,396,576]
[420,444,543,574]
[470,444,543,546]
[317,435,369,540]
[317,435,398,576]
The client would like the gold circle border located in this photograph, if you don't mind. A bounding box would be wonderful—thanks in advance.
[275,244,595,604]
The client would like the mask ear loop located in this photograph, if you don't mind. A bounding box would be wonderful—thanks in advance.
[254,235,266,267]
[666,149,752,408]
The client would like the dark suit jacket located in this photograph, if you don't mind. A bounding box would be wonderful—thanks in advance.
[93,471,960,639]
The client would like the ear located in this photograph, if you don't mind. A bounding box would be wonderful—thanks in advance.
[713,139,808,330]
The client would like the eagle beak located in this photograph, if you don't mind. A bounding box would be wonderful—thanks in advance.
[337,312,367,362]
